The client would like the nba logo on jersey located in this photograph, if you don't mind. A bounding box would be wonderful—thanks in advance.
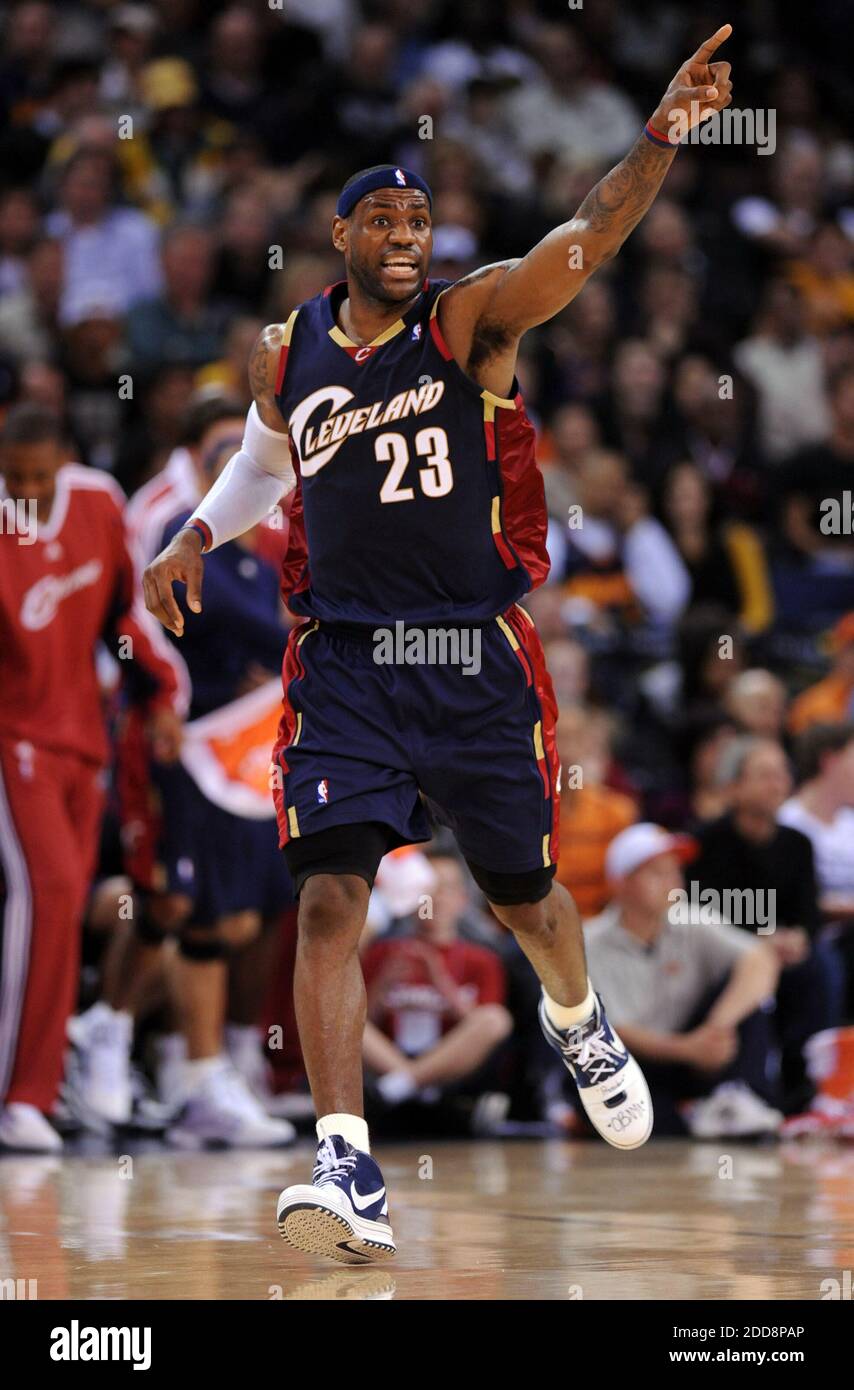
[394,168,407,186]
[411,322,422,341]
[316,778,329,804]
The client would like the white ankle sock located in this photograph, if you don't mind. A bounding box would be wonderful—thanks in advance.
[543,983,595,1030]
[316,1112,370,1153]
[183,1056,225,1090]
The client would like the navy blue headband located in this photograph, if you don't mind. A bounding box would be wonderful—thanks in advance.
[337,166,432,219]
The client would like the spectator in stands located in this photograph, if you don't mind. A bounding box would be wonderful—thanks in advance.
[0,188,39,295]
[780,365,854,569]
[128,223,228,369]
[789,612,854,734]
[45,148,163,313]
[725,669,788,741]
[582,824,780,1137]
[541,402,600,519]
[780,722,854,920]
[693,736,836,1111]
[780,722,854,1021]
[554,704,637,919]
[660,460,773,632]
[0,235,63,365]
[362,850,511,1130]
[503,25,639,167]
[542,636,590,706]
[551,448,690,634]
[734,280,830,463]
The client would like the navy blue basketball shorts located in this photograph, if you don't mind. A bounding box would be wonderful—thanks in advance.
[272,605,560,895]
[156,763,294,926]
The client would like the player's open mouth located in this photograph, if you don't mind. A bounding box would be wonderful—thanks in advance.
[380,259,420,279]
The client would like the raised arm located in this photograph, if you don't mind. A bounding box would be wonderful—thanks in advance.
[440,25,733,390]
[143,325,294,636]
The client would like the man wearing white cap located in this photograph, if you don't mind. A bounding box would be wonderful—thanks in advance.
[581,823,782,1137]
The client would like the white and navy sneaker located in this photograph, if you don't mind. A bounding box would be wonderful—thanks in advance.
[277,1135,396,1265]
[539,992,653,1149]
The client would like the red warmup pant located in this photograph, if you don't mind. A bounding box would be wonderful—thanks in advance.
[0,737,105,1112]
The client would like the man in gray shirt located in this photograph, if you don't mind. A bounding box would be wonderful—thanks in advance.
[583,824,781,1137]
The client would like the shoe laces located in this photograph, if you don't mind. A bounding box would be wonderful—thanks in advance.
[313,1137,358,1188]
[561,1023,624,1084]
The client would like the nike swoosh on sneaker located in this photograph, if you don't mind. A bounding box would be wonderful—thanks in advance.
[350,1183,385,1212]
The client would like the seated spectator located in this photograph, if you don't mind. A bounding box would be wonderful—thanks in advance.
[128,222,229,369]
[503,24,639,168]
[0,186,39,295]
[676,604,748,723]
[789,612,854,737]
[731,134,825,261]
[194,314,261,408]
[734,280,830,464]
[599,339,674,481]
[554,704,638,919]
[58,287,129,473]
[361,850,511,1132]
[0,234,63,365]
[45,148,163,313]
[542,636,590,706]
[660,461,773,632]
[787,221,854,336]
[725,669,788,741]
[779,722,854,1016]
[780,365,854,573]
[540,402,600,519]
[693,736,840,1111]
[550,449,691,634]
[581,823,780,1137]
[673,712,739,830]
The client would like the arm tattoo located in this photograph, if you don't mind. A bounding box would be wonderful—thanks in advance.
[576,134,677,248]
[248,323,287,431]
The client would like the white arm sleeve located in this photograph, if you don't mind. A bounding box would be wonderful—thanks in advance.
[192,403,296,550]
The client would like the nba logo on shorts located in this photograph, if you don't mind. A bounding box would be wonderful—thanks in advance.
[394,168,407,186]
[316,778,329,804]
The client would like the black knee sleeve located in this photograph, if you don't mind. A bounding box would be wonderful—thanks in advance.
[178,931,229,962]
[282,821,399,897]
[466,859,556,906]
[134,895,177,945]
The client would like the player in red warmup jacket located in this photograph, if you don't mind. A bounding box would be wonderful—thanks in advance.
[0,404,185,1152]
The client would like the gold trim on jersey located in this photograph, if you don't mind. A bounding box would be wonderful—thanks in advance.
[328,318,407,351]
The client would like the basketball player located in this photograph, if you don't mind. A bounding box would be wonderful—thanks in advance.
[144,28,734,1261]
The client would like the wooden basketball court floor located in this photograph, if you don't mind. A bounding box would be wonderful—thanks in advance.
[2,1139,853,1300]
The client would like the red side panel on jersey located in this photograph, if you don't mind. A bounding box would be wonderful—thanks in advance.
[506,603,561,867]
[495,398,550,592]
[279,459,310,612]
[272,619,318,847]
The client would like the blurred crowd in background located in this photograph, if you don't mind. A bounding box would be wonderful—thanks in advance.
[2,0,854,1149]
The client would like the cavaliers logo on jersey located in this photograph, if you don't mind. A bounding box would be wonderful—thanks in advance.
[289,379,445,474]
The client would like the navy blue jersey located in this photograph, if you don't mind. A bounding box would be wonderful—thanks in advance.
[274,279,549,624]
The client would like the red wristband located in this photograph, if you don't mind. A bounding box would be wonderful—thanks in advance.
[183,519,212,553]
[644,120,674,149]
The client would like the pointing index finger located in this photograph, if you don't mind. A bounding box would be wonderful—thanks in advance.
[690,23,733,66]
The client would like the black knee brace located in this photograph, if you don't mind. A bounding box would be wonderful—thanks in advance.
[178,931,229,962]
[465,860,556,906]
